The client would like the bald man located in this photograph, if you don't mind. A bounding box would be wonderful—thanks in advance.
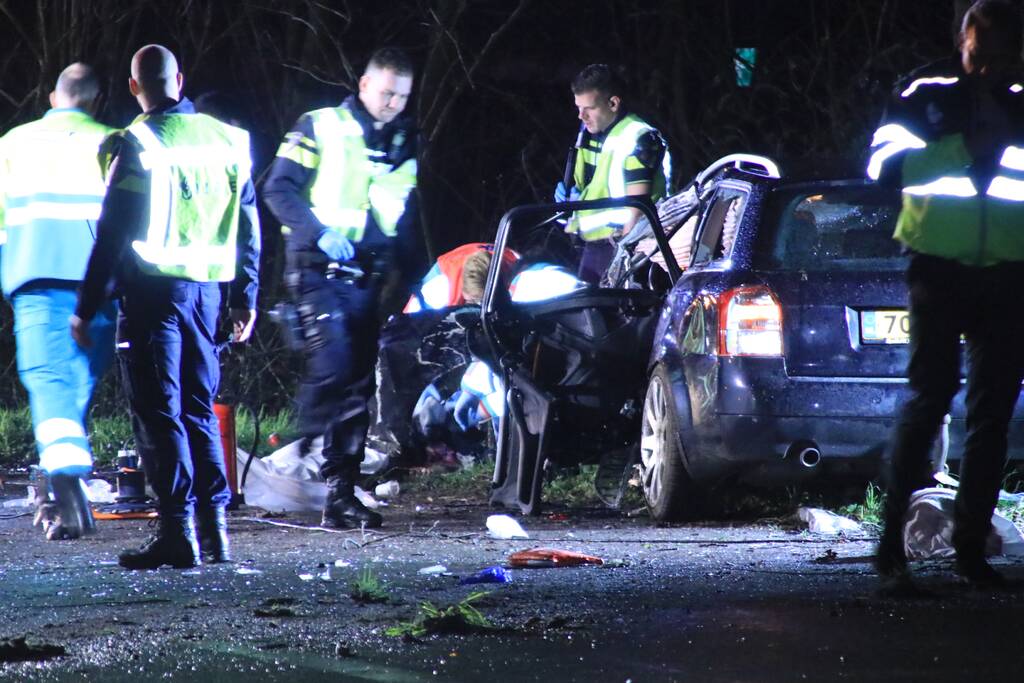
[0,63,116,540]
[72,45,261,569]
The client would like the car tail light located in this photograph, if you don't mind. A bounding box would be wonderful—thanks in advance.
[718,285,783,356]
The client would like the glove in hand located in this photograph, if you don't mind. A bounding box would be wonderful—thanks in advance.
[317,231,355,261]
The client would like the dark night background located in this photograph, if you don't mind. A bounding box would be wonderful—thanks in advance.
[0,0,983,417]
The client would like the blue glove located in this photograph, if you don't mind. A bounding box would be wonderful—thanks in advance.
[317,231,355,261]
[453,391,481,432]
[554,181,581,203]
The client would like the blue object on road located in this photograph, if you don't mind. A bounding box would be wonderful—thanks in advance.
[459,565,511,585]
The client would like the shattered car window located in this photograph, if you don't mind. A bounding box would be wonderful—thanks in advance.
[755,186,903,271]
[693,188,747,264]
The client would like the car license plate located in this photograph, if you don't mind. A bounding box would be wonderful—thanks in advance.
[861,310,909,344]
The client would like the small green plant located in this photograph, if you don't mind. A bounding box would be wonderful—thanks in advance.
[0,407,35,468]
[997,499,1024,528]
[403,462,493,498]
[235,408,296,456]
[544,465,604,507]
[88,413,134,467]
[349,567,390,604]
[386,591,492,638]
[838,483,884,526]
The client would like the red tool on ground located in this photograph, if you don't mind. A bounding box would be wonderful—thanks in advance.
[507,548,604,568]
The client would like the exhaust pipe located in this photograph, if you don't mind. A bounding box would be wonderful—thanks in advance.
[785,441,821,468]
[798,446,821,468]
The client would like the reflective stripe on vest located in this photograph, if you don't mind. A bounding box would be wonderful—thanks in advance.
[569,115,663,241]
[894,140,1024,264]
[126,117,249,281]
[306,107,417,241]
[866,123,926,181]
[0,110,112,295]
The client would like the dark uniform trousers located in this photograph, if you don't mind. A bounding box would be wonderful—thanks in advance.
[577,239,617,285]
[884,253,1024,555]
[117,276,230,519]
[291,267,382,479]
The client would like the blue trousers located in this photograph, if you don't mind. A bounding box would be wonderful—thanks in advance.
[117,278,229,518]
[14,287,115,475]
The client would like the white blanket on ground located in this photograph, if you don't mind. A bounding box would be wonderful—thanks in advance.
[903,487,1024,560]
[238,438,387,512]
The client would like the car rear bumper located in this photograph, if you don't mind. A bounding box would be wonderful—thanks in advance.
[676,357,1024,482]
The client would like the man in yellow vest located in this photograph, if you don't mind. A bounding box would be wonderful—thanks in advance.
[263,47,421,529]
[0,63,116,540]
[556,64,668,284]
[868,0,1024,588]
[71,45,261,569]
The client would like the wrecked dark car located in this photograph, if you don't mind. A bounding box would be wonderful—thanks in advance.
[476,154,1024,520]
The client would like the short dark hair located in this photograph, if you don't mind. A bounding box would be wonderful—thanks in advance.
[571,64,625,99]
[367,47,414,77]
[961,0,1023,56]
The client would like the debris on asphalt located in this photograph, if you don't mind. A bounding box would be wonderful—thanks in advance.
[354,486,381,509]
[508,548,604,568]
[486,514,529,539]
[374,480,400,499]
[418,564,448,575]
[601,558,628,568]
[253,606,297,618]
[0,637,65,663]
[2,487,35,509]
[334,641,356,658]
[459,566,511,585]
[812,549,840,564]
[254,597,299,617]
[796,507,862,535]
[84,478,116,503]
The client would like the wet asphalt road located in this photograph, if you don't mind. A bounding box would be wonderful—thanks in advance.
[1,494,1023,683]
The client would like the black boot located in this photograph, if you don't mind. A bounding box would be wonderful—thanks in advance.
[197,507,231,563]
[119,515,200,569]
[954,538,1005,587]
[874,523,908,579]
[38,473,97,541]
[322,472,382,529]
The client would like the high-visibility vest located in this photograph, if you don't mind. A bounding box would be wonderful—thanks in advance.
[0,109,113,296]
[122,113,251,281]
[568,113,666,241]
[867,75,1024,265]
[403,243,520,313]
[304,106,417,242]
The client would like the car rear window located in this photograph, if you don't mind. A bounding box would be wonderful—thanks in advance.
[754,185,905,271]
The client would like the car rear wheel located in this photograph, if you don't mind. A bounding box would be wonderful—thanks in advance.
[639,365,703,521]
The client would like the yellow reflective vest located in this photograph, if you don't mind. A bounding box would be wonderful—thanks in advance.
[113,113,252,281]
[568,113,666,241]
[282,106,417,242]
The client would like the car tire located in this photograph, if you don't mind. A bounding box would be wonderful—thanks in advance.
[639,364,704,521]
